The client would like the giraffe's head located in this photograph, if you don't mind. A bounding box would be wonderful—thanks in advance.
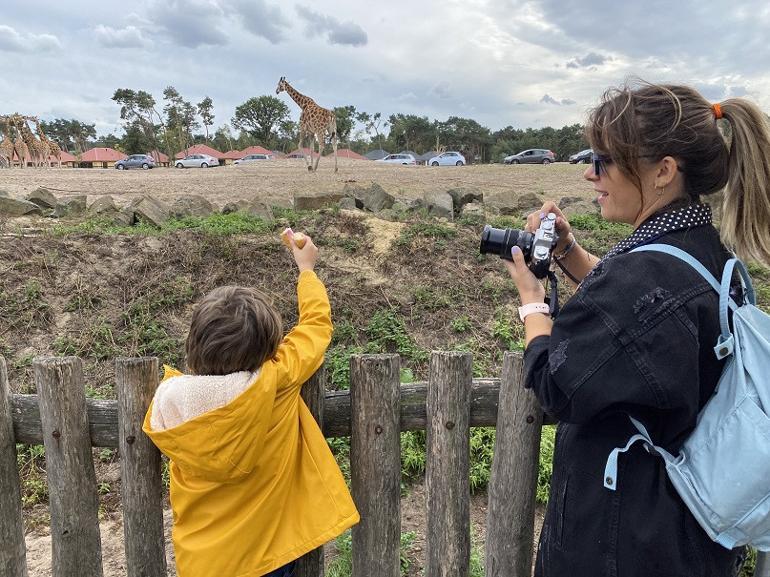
[276,76,288,95]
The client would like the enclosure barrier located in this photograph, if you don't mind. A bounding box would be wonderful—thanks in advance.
[1,353,767,577]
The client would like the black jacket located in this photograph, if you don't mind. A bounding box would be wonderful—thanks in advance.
[525,219,744,577]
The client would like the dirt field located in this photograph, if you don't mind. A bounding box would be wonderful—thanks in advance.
[0,159,594,208]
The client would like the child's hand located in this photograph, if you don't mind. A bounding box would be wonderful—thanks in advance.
[282,228,318,272]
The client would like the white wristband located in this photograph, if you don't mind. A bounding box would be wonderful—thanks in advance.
[518,302,551,322]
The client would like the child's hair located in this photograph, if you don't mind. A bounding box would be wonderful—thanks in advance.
[185,286,283,375]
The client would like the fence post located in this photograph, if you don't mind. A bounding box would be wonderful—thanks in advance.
[0,357,28,577]
[116,358,167,577]
[425,351,472,577]
[34,357,103,577]
[485,351,542,577]
[350,354,401,577]
[295,365,326,577]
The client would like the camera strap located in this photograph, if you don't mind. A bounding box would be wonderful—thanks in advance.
[545,270,560,317]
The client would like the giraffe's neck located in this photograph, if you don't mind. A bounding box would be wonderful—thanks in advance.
[33,122,50,143]
[284,83,313,109]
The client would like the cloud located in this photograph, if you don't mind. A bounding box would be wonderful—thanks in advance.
[566,52,609,69]
[431,82,451,99]
[153,0,229,48]
[94,25,149,48]
[561,98,576,105]
[295,6,367,46]
[0,25,61,53]
[540,94,560,105]
[229,0,291,44]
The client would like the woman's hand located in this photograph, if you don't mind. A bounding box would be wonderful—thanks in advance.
[504,247,546,304]
[526,201,574,255]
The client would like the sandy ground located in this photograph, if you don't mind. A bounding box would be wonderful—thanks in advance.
[0,159,594,209]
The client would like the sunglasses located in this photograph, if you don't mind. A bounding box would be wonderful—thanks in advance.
[592,154,613,177]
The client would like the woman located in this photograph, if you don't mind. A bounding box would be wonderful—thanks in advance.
[505,82,770,576]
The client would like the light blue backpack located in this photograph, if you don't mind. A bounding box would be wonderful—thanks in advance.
[603,244,770,551]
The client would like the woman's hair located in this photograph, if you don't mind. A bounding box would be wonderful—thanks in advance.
[586,80,770,265]
[185,286,283,375]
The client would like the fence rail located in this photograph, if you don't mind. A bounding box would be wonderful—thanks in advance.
[1,353,767,577]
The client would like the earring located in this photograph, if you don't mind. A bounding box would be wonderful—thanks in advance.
[657,186,665,197]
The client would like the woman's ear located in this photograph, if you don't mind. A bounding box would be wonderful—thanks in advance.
[655,156,679,188]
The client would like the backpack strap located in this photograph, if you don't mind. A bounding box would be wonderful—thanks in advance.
[630,244,750,359]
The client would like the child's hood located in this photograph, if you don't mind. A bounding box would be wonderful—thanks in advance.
[142,365,277,483]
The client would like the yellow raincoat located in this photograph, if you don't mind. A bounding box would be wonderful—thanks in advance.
[143,270,359,577]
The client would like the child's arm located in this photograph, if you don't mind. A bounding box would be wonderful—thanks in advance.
[273,231,333,390]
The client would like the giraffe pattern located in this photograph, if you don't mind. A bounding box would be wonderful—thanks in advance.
[13,114,45,168]
[29,116,61,168]
[276,77,338,172]
[9,114,29,168]
[0,116,15,168]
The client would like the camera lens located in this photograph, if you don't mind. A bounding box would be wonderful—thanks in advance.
[480,225,523,261]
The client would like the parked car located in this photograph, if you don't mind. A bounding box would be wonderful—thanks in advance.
[115,154,155,170]
[428,151,466,166]
[175,154,219,168]
[375,153,417,165]
[569,148,593,164]
[503,149,555,164]
[234,153,272,165]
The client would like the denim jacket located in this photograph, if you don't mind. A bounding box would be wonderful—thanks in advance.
[524,208,744,577]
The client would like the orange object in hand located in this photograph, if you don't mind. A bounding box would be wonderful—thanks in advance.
[281,228,307,249]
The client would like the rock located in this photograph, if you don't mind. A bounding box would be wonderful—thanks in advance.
[247,200,274,222]
[338,197,358,211]
[0,196,42,216]
[131,196,170,227]
[88,196,118,215]
[221,199,251,214]
[113,208,135,227]
[559,200,597,217]
[361,183,395,212]
[27,187,57,209]
[51,195,87,218]
[498,192,543,216]
[170,195,216,219]
[460,202,485,218]
[293,192,346,210]
[376,208,397,221]
[0,190,9,197]
[423,191,454,220]
[447,188,483,213]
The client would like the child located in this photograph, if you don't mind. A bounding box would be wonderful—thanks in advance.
[143,230,359,577]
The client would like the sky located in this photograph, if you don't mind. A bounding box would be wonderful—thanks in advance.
[2,0,769,138]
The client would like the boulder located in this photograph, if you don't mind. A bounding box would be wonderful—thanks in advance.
[113,208,135,227]
[338,197,358,211]
[88,196,118,215]
[293,192,346,210]
[0,190,9,197]
[170,195,216,219]
[498,192,543,216]
[27,187,57,209]
[221,199,251,214]
[247,200,274,223]
[360,183,395,212]
[460,202,485,218]
[51,196,87,218]
[0,196,42,217]
[447,188,483,213]
[131,196,170,227]
[423,191,454,221]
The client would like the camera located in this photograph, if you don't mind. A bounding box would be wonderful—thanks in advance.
[479,212,559,278]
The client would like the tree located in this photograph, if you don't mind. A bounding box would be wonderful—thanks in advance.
[212,124,235,152]
[39,118,96,153]
[232,96,290,148]
[112,88,169,159]
[333,105,357,143]
[197,96,214,144]
[355,111,387,150]
[387,114,434,153]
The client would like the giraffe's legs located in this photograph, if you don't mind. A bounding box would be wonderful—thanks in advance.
[313,133,322,172]
[332,131,338,173]
[298,130,310,171]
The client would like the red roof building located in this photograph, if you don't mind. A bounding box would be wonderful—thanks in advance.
[80,147,125,162]
[239,145,273,156]
[326,148,365,159]
[286,147,320,159]
[174,144,226,160]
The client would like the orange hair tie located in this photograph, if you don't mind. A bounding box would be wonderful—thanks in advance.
[713,103,723,119]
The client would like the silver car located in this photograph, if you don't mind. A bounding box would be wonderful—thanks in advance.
[234,153,272,165]
[428,151,466,166]
[375,153,417,165]
[175,154,219,168]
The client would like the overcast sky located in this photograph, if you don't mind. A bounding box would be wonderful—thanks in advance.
[2,0,769,137]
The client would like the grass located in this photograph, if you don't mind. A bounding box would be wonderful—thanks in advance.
[326,530,418,577]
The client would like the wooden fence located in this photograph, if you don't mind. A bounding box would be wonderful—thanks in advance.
[1,352,768,577]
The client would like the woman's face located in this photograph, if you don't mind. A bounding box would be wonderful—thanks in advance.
[583,156,657,227]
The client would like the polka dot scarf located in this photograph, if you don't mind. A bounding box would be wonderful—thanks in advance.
[603,203,713,261]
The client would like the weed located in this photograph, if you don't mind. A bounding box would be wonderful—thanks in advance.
[451,315,472,333]
[537,425,556,504]
[492,309,525,351]
[365,309,428,363]
[394,221,457,248]
[326,529,417,577]
[17,444,48,506]
[325,345,365,391]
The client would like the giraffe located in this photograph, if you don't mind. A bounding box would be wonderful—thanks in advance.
[13,114,45,168]
[8,114,28,168]
[29,115,61,168]
[275,76,338,172]
[0,116,15,168]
